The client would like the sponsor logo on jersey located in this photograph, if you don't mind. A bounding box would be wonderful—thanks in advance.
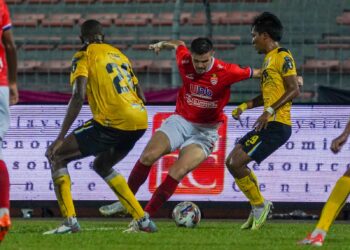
[190,84,213,99]
[185,94,218,108]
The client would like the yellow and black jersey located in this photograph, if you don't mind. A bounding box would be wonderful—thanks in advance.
[70,43,147,131]
[260,47,297,126]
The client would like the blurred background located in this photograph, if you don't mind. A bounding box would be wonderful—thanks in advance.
[7,0,350,103]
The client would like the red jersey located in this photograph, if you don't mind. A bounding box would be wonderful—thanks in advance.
[175,45,252,124]
[0,0,12,86]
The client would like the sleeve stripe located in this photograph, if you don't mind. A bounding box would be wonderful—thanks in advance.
[249,66,253,78]
[2,24,12,31]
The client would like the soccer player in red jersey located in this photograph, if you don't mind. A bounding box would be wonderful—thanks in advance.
[0,0,18,243]
[99,37,261,227]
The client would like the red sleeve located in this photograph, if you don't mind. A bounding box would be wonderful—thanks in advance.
[2,2,12,31]
[176,45,190,65]
[225,63,252,85]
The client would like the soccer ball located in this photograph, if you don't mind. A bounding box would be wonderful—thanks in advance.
[172,201,201,228]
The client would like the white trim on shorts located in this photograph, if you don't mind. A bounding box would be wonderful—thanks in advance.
[157,114,219,157]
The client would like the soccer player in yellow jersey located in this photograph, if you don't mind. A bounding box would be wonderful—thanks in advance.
[300,118,350,246]
[225,12,300,230]
[44,19,157,234]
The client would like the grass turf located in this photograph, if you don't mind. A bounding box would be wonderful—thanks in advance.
[1,218,350,250]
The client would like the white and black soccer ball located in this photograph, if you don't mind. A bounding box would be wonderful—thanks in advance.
[172,201,201,228]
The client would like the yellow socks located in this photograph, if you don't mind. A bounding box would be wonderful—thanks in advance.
[52,169,76,218]
[235,170,264,206]
[316,176,350,232]
[105,171,145,220]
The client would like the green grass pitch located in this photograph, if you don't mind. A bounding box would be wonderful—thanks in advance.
[1,219,350,250]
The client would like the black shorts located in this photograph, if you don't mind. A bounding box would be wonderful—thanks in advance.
[238,121,291,164]
[73,119,146,157]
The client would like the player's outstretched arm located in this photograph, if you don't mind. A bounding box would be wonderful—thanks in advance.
[2,29,18,105]
[252,68,261,78]
[46,76,87,161]
[331,119,350,154]
[252,68,304,87]
[149,40,186,54]
[57,76,87,140]
[253,75,300,131]
[232,95,263,120]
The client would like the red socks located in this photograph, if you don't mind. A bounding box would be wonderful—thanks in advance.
[127,160,152,194]
[0,160,10,208]
[145,175,179,216]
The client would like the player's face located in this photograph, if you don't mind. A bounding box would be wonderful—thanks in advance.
[251,27,265,54]
[191,51,214,74]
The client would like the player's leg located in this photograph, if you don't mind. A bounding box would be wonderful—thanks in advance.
[143,123,217,217]
[128,130,171,193]
[226,122,291,230]
[94,148,144,219]
[0,86,11,242]
[100,115,183,216]
[93,148,156,233]
[0,159,10,243]
[144,143,207,216]
[299,169,350,246]
[226,144,269,230]
[99,130,171,216]
[44,133,83,235]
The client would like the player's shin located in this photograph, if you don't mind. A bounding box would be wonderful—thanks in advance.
[52,168,76,218]
[235,170,264,206]
[104,171,145,220]
[0,160,10,209]
[144,175,179,216]
[315,176,350,232]
[128,159,152,194]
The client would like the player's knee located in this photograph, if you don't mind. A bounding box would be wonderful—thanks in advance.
[50,153,63,167]
[140,150,158,166]
[225,155,242,177]
[92,164,112,178]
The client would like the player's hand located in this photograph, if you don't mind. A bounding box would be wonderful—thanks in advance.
[45,138,64,163]
[232,107,243,121]
[297,76,303,87]
[149,41,164,54]
[330,133,348,154]
[232,103,247,121]
[9,83,19,105]
[253,111,271,132]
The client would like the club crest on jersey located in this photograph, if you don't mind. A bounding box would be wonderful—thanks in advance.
[210,74,218,85]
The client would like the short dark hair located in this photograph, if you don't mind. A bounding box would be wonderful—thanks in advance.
[190,37,213,54]
[252,12,283,42]
[81,19,103,38]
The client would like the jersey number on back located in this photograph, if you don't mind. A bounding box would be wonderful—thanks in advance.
[106,62,134,94]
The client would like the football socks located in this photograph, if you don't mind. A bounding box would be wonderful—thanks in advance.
[316,176,350,232]
[52,169,76,218]
[144,175,179,216]
[0,160,10,209]
[235,170,264,206]
[128,159,152,194]
[104,171,145,220]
